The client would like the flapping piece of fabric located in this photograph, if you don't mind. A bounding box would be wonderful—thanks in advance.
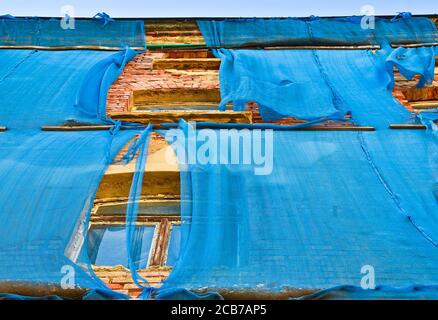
[212,46,437,126]
[92,12,115,26]
[418,109,438,131]
[385,45,437,89]
[75,48,139,121]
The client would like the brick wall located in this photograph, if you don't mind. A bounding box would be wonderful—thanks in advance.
[106,51,219,114]
[107,51,437,125]
[95,266,170,298]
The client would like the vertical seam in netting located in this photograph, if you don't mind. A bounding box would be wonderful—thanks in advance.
[0,50,36,84]
[357,131,438,248]
[305,20,343,113]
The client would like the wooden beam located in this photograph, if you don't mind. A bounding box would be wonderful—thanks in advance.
[109,111,253,125]
[291,126,375,131]
[392,42,438,48]
[133,88,221,107]
[0,281,86,299]
[389,124,427,130]
[42,122,374,132]
[147,43,380,51]
[152,58,220,70]
[264,45,380,50]
[187,123,375,131]
[409,100,438,110]
[42,125,113,131]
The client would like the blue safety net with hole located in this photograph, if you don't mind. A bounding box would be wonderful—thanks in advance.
[198,14,438,47]
[0,14,145,48]
[142,29,438,298]
[0,16,147,299]
[212,45,437,125]
[153,118,438,299]
[1,13,438,301]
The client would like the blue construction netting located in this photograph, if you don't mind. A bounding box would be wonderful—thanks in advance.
[198,14,438,47]
[212,45,437,126]
[153,118,438,299]
[1,13,438,301]
[0,49,138,128]
[115,19,438,300]
[0,14,145,49]
[0,16,148,299]
[139,31,437,298]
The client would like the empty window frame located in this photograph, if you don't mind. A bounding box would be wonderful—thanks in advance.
[87,200,181,269]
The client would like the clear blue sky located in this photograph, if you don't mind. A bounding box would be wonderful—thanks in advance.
[0,0,436,18]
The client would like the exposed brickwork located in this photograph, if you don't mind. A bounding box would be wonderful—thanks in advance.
[107,51,438,127]
[94,266,170,298]
[106,51,219,114]
[397,80,438,102]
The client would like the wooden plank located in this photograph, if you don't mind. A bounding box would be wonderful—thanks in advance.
[133,88,221,106]
[291,126,375,131]
[148,43,380,51]
[264,45,380,50]
[393,42,438,48]
[42,125,113,131]
[42,122,373,131]
[109,111,253,125]
[409,100,438,110]
[0,281,85,299]
[389,124,427,130]
[152,58,220,70]
[164,123,375,131]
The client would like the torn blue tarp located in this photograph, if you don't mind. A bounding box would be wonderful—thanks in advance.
[419,109,438,130]
[214,49,342,121]
[0,15,145,48]
[314,48,436,127]
[213,47,437,127]
[0,49,136,128]
[198,14,438,47]
[385,45,437,88]
[75,49,138,120]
